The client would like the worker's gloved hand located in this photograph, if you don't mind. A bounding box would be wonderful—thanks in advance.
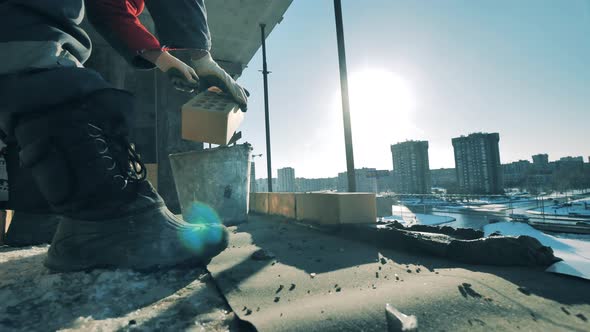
[191,52,249,111]
[155,52,200,93]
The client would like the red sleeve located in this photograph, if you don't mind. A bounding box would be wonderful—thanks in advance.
[86,0,163,68]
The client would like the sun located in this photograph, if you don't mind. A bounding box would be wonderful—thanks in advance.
[333,69,420,167]
[348,69,416,126]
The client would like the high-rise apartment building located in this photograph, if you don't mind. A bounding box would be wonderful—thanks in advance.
[390,141,431,194]
[277,167,296,192]
[452,133,503,194]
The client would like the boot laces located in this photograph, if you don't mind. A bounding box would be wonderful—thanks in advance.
[87,123,147,188]
[118,137,147,184]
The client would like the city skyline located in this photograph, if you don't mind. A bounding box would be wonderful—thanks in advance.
[255,140,589,181]
[236,0,590,178]
[256,143,586,195]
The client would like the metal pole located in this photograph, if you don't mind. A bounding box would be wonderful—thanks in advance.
[154,69,159,190]
[541,194,545,221]
[260,23,273,192]
[333,0,356,192]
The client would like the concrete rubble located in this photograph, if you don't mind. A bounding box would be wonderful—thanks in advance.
[343,221,560,267]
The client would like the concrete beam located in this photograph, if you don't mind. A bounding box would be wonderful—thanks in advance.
[296,193,376,225]
[268,193,296,219]
[250,192,269,214]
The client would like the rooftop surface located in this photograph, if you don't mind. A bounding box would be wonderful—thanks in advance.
[1,215,589,331]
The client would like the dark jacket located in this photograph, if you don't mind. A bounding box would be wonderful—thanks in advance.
[0,0,211,114]
[0,0,109,114]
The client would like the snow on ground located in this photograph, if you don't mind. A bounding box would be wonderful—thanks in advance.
[554,233,590,241]
[410,213,455,226]
[529,204,590,218]
[386,206,455,226]
[432,203,514,213]
[464,204,508,213]
[484,222,590,281]
[0,245,235,332]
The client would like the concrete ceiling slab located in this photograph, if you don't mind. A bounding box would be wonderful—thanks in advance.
[207,0,293,75]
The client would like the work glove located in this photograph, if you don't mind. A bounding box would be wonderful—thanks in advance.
[191,52,249,111]
[155,52,200,93]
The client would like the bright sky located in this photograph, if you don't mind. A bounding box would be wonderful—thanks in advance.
[235,0,590,179]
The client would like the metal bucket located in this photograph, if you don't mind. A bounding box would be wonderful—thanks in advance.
[169,144,252,225]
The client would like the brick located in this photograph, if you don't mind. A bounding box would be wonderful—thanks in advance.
[181,90,244,145]
[296,193,376,225]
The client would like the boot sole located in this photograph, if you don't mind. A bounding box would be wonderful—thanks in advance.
[43,206,226,272]
[43,254,211,273]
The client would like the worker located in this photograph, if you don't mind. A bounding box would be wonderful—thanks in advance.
[85,0,249,105]
[0,0,245,271]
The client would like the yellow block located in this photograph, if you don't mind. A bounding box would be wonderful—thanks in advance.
[249,193,269,214]
[145,163,158,191]
[268,193,296,219]
[296,193,376,225]
[181,90,244,145]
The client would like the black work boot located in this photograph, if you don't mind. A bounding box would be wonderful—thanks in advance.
[13,89,227,271]
[3,140,60,246]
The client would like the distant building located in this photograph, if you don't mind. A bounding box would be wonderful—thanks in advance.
[559,156,584,163]
[390,141,431,194]
[337,168,378,193]
[528,173,552,190]
[277,167,296,192]
[374,170,395,193]
[503,160,532,188]
[250,162,257,192]
[532,154,549,167]
[452,132,503,194]
[256,178,276,192]
[430,168,457,189]
[295,177,338,192]
[556,156,584,171]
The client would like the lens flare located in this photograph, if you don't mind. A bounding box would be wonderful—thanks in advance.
[179,201,224,251]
